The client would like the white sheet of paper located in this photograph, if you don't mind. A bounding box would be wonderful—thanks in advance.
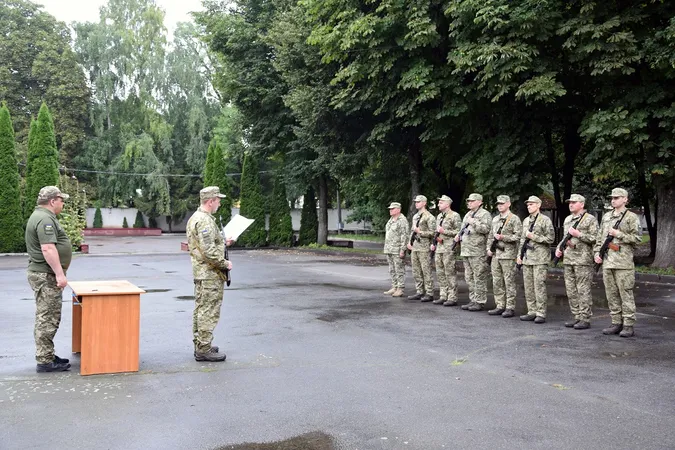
[222,214,255,241]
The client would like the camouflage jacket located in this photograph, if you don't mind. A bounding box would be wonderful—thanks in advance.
[558,212,598,266]
[384,215,409,254]
[594,209,641,270]
[410,209,436,252]
[519,214,555,265]
[486,212,523,260]
[186,207,229,281]
[434,210,462,254]
[458,208,492,257]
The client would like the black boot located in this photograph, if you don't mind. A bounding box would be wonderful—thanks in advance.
[461,302,476,310]
[36,361,71,373]
[407,293,423,300]
[195,351,226,362]
[520,314,536,321]
[420,294,434,303]
[488,308,505,316]
[602,324,623,335]
[573,321,590,330]
[468,303,484,312]
[619,326,634,338]
[501,309,515,318]
[564,320,579,328]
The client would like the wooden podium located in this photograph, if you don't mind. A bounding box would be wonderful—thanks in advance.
[69,280,145,376]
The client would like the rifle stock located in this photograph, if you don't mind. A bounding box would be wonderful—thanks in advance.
[552,212,586,266]
[516,213,539,271]
[594,210,628,273]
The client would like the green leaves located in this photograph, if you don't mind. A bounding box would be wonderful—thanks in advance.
[0,103,25,252]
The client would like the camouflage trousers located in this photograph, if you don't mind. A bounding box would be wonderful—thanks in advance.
[491,258,517,310]
[27,271,64,364]
[563,264,594,322]
[464,256,488,305]
[602,268,636,326]
[523,264,548,318]
[386,254,405,289]
[193,279,224,354]
[435,252,457,302]
[411,251,433,295]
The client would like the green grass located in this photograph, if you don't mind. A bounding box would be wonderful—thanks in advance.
[635,265,675,276]
[328,234,384,243]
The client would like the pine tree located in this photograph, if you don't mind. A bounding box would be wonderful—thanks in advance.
[0,103,25,252]
[237,152,266,247]
[133,210,145,228]
[93,206,103,228]
[123,217,129,228]
[25,103,59,221]
[211,140,232,227]
[268,173,293,247]
[298,185,318,246]
[203,139,216,186]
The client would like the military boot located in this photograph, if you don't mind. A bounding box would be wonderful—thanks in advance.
[392,289,404,297]
[534,316,546,324]
[602,324,623,335]
[54,355,70,364]
[573,321,590,330]
[468,303,484,312]
[407,293,423,300]
[488,308,505,316]
[432,298,445,305]
[420,294,434,302]
[194,346,219,358]
[195,351,227,362]
[461,302,476,310]
[36,361,71,373]
[501,309,515,318]
[443,300,458,307]
[619,326,634,338]
[564,319,579,328]
[520,313,536,321]
[383,287,396,295]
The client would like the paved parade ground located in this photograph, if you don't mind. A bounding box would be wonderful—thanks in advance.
[1,235,675,449]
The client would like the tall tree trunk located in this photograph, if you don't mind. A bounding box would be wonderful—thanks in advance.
[317,174,329,245]
[544,127,563,226]
[408,139,422,218]
[636,148,656,257]
[652,177,675,268]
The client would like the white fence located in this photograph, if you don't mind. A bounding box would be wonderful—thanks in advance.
[86,207,372,233]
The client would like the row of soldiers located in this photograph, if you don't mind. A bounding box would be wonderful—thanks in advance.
[383,188,641,337]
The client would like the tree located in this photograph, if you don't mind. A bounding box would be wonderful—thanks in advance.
[25,103,60,221]
[298,185,318,246]
[237,152,266,246]
[93,206,103,228]
[0,103,25,252]
[268,173,293,247]
[203,140,216,186]
[133,210,145,228]
[58,174,86,250]
[123,217,129,228]
[210,140,233,226]
[0,0,89,165]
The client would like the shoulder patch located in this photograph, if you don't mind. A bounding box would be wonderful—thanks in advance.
[43,224,55,235]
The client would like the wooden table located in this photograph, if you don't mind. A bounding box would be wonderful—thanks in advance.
[69,280,145,376]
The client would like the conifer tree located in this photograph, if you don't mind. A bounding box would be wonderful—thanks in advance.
[298,185,318,246]
[25,103,59,221]
[133,210,145,228]
[211,140,232,226]
[0,103,25,252]
[237,152,266,246]
[268,173,293,247]
[93,206,103,228]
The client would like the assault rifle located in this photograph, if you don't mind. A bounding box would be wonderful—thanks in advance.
[406,214,424,256]
[451,210,478,251]
[516,213,539,271]
[218,217,232,287]
[429,212,447,262]
[487,214,510,266]
[552,212,586,266]
[594,209,628,273]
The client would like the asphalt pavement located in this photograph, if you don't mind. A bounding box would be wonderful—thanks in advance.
[1,235,674,450]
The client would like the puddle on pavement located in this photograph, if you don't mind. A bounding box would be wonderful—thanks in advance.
[175,295,194,301]
[144,288,172,293]
[214,432,336,450]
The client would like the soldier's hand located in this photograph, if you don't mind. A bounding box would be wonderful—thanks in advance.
[407,243,413,251]
[430,244,436,252]
[569,228,581,238]
[415,227,421,234]
[399,251,405,258]
[56,274,67,289]
[226,237,234,246]
[495,233,503,241]
[555,249,563,258]
[516,257,523,265]
[487,250,493,257]
[526,232,534,240]
[226,261,233,270]
[453,235,460,243]
[594,255,603,264]
[437,226,444,234]
[608,229,620,237]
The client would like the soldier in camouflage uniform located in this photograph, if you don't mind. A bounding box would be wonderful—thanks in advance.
[186,186,233,362]
[486,195,523,317]
[555,194,598,330]
[517,196,555,323]
[594,188,641,338]
[456,193,492,311]
[406,195,436,302]
[383,202,409,298]
[431,195,462,306]
[25,186,72,373]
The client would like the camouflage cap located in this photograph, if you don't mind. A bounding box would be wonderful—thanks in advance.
[466,193,483,202]
[525,195,542,204]
[388,202,402,209]
[566,194,586,203]
[413,195,427,202]
[200,186,226,201]
[496,195,510,204]
[609,188,628,198]
[437,194,453,203]
[37,186,69,202]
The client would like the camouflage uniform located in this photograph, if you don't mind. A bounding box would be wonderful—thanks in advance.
[520,213,555,318]
[486,212,523,311]
[410,209,436,296]
[25,188,72,365]
[384,213,409,290]
[459,208,492,306]
[595,209,641,327]
[186,206,230,354]
[434,210,462,303]
[559,211,598,324]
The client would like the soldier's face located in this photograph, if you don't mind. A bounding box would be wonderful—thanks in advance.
[51,197,65,214]
[568,201,583,214]
[415,201,425,210]
[209,197,221,212]
[496,202,509,213]
[526,202,540,214]
[389,207,400,216]
[438,200,449,211]
[466,199,481,210]
[611,196,627,209]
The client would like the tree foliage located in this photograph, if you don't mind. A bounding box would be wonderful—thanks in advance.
[25,103,60,220]
[0,103,25,252]
[268,173,293,247]
[237,152,266,247]
[298,186,318,246]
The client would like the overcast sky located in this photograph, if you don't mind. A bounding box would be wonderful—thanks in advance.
[35,0,202,34]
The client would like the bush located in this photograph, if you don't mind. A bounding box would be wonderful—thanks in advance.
[298,186,318,245]
[133,210,145,228]
[123,217,129,228]
[237,153,266,247]
[268,173,293,247]
[93,207,103,228]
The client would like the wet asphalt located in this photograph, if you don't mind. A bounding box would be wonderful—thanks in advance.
[1,235,674,450]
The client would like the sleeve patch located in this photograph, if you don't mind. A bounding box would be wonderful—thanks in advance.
[43,224,55,235]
